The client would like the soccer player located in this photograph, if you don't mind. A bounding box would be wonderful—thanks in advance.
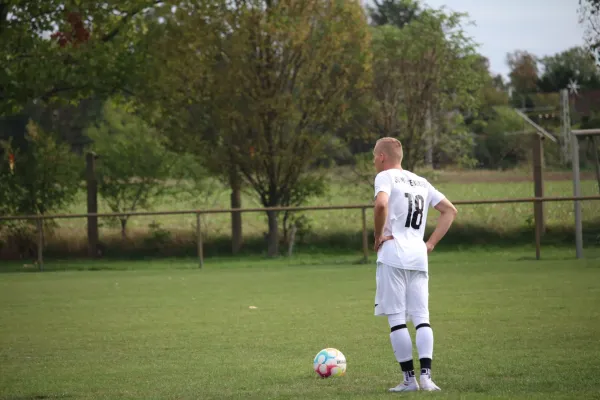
[371,137,457,392]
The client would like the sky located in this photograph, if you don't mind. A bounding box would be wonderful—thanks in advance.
[368,0,588,78]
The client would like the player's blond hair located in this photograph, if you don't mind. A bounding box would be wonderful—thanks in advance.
[374,137,403,164]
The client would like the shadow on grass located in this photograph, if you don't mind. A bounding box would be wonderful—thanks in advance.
[0,395,74,400]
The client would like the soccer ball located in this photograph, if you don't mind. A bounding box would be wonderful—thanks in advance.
[313,348,347,378]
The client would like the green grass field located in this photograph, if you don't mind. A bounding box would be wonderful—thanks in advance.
[2,247,600,400]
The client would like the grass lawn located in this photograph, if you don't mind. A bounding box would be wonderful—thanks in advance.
[1,247,600,399]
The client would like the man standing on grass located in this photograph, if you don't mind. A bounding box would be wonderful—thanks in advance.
[371,137,457,392]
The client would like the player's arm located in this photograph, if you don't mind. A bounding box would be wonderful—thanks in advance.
[373,192,390,251]
[425,198,458,253]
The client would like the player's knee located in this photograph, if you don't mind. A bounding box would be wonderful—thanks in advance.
[387,313,406,329]
[390,324,407,332]
[412,315,431,329]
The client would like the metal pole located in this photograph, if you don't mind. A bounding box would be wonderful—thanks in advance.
[36,218,43,271]
[572,134,584,259]
[362,207,368,264]
[196,213,203,268]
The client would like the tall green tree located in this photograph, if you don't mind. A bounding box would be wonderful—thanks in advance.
[367,9,485,170]
[134,0,249,252]
[506,50,539,108]
[214,0,372,256]
[140,0,371,256]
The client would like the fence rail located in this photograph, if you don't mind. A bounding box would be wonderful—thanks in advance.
[2,195,600,270]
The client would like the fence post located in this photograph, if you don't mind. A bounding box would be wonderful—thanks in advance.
[532,134,545,238]
[36,218,43,271]
[362,207,368,264]
[534,200,541,260]
[86,152,99,258]
[196,213,204,269]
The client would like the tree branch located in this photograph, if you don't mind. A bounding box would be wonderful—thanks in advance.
[101,0,162,42]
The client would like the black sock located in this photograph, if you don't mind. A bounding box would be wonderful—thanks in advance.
[420,358,432,370]
[400,360,414,372]
[399,360,415,380]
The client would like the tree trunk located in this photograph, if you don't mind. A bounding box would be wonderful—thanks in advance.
[230,169,243,254]
[266,210,279,257]
[120,218,127,239]
[425,106,433,167]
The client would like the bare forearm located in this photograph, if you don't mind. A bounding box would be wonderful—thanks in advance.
[374,205,387,238]
[427,211,456,247]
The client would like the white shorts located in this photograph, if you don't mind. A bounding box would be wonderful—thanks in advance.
[374,262,429,322]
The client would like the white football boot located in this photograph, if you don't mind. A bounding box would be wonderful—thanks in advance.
[419,369,441,391]
[389,377,419,392]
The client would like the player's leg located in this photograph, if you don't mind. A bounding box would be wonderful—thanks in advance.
[387,312,419,392]
[374,263,419,392]
[407,270,441,391]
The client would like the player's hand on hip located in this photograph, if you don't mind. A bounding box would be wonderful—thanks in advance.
[425,241,435,253]
[374,235,393,251]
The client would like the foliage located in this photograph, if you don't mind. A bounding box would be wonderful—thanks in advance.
[472,106,530,169]
[0,120,81,216]
[579,0,600,64]
[280,173,328,246]
[538,47,600,92]
[0,121,81,256]
[367,0,421,28]
[86,100,207,238]
[0,0,167,116]
[367,9,486,170]
[146,0,372,256]
[506,50,539,108]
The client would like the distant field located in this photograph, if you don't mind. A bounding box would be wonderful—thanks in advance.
[55,168,599,241]
[2,168,599,259]
[1,247,599,399]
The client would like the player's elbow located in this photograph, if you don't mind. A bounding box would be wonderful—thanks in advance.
[447,205,458,218]
[374,201,387,213]
[440,202,458,219]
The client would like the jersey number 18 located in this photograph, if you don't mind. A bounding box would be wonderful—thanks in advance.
[404,193,424,229]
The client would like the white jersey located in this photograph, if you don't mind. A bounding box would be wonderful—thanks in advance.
[373,169,445,271]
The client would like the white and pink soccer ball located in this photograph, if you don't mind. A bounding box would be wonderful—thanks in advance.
[313,348,347,378]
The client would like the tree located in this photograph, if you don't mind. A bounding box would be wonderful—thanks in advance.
[579,0,600,64]
[0,121,81,216]
[367,0,421,28]
[0,0,167,116]
[214,0,372,256]
[86,100,206,238]
[538,47,600,92]
[0,121,81,254]
[134,0,250,253]
[367,9,485,170]
[506,50,539,107]
[472,106,530,169]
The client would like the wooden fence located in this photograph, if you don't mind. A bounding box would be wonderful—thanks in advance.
[1,195,600,270]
